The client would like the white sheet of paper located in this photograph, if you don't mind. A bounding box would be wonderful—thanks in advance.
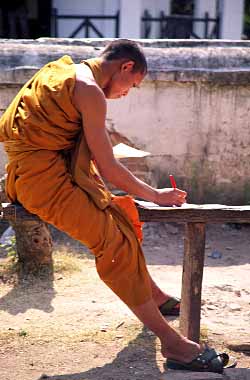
[113,143,151,158]
[135,201,229,209]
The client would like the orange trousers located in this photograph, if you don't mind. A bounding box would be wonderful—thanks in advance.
[11,150,152,307]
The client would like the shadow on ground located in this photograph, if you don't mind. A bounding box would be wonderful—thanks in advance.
[142,222,250,267]
[51,222,250,267]
[37,327,163,380]
[0,275,55,314]
[35,324,250,380]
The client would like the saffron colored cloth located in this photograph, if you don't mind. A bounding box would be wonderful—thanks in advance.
[112,195,144,243]
[0,55,152,307]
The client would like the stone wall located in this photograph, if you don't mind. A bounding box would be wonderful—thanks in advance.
[1,38,250,204]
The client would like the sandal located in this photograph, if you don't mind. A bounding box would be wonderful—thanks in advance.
[166,347,237,374]
[159,297,180,316]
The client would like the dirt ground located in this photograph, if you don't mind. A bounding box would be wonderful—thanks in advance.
[0,222,249,380]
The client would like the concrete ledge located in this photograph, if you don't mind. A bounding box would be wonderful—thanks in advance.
[1,38,250,84]
[148,69,250,84]
[4,37,250,48]
[1,66,250,86]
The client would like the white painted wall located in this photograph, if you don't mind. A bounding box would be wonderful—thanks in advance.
[220,0,244,39]
[194,0,217,38]
[120,0,142,38]
[120,0,171,38]
[52,0,119,38]
[103,0,120,37]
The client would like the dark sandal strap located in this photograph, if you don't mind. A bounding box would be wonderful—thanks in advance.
[166,348,234,373]
[215,353,237,369]
[159,297,180,314]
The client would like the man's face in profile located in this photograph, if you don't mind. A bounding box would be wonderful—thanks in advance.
[103,60,145,99]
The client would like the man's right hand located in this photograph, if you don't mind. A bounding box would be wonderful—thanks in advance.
[154,188,187,207]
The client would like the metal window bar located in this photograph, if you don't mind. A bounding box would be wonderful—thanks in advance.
[142,10,220,39]
[143,9,152,39]
[51,9,120,38]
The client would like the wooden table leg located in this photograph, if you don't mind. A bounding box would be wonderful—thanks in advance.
[180,222,206,343]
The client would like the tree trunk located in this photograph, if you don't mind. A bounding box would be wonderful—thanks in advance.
[10,219,53,276]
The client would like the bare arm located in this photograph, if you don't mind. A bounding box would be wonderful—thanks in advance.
[73,79,186,206]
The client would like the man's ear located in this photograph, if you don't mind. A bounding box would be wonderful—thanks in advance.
[121,60,135,72]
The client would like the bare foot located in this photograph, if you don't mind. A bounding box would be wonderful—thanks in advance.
[161,335,202,363]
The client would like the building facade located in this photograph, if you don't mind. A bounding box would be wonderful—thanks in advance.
[0,0,247,40]
[51,0,245,40]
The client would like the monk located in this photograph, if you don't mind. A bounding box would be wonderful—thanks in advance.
[0,39,230,372]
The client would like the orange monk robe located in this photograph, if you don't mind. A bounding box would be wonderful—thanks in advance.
[0,56,152,307]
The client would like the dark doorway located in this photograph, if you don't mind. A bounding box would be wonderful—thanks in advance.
[0,0,52,39]
[167,0,194,38]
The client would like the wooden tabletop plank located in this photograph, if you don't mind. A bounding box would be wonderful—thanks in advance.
[136,201,250,223]
[2,201,250,224]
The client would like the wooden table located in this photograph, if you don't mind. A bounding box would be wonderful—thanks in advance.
[1,201,250,343]
[136,201,250,343]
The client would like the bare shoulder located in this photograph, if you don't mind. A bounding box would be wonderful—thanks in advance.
[73,64,106,114]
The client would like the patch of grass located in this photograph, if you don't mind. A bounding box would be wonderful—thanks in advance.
[0,322,147,346]
[0,250,87,281]
[53,251,84,274]
[0,235,17,261]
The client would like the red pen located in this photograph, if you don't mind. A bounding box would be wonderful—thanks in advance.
[169,174,177,189]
